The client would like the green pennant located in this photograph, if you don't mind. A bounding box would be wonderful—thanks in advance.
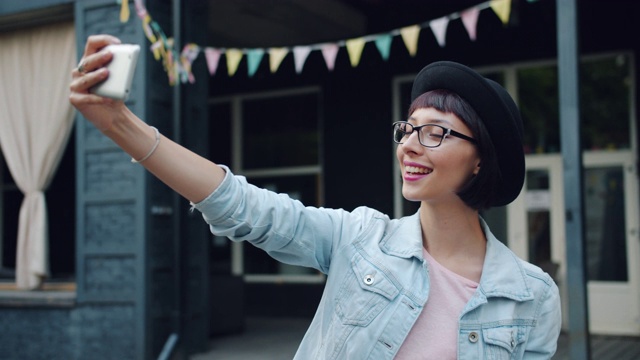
[375,34,392,61]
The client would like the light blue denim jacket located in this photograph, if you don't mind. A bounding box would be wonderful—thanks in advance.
[193,167,562,359]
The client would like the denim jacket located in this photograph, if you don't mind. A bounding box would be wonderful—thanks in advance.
[193,167,562,359]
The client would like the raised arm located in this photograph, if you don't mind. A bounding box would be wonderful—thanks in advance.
[69,35,225,203]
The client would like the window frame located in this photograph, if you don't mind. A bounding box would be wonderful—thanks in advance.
[210,86,326,284]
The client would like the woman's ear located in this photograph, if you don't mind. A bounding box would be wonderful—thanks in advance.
[473,161,481,175]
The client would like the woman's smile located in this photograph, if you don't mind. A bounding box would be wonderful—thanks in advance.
[404,162,433,181]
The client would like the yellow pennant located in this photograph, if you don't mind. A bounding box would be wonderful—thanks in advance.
[120,0,130,23]
[269,48,288,73]
[345,37,366,67]
[226,49,243,76]
[400,25,420,57]
[490,0,511,25]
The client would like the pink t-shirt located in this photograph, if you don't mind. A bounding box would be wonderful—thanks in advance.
[394,248,478,360]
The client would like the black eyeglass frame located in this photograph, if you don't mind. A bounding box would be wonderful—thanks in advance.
[392,121,477,148]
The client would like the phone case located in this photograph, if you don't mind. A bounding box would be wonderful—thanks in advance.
[90,44,140,101]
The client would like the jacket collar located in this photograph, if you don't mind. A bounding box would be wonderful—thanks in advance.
[379,211,533,301]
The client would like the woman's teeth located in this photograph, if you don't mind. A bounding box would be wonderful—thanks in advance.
[406,166,432,174]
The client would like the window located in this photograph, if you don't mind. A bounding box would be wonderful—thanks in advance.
[517,54,632,154]
[209,87,324,283]
[0,135,76,285]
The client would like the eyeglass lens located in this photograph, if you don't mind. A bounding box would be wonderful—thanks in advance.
[393,123,446,147]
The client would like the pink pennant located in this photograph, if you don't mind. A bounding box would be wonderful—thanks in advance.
[321,44,339,71]
[430,17,450,47]
[204,47,222,76]
[461,7,480,41]
[134,0,147,19]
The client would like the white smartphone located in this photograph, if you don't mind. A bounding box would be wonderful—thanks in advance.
[90,44,140,101]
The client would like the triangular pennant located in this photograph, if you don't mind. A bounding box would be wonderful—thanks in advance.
[374,34,392,61]
[345,37,366,67]
[247,48,265,77]
[225,48,243,76]
[293,46,312,74]
[430,16,450,47]
[268,47,288,73]
[400,25,420,57]
[321,43,339,71]
[490,0,511,25]
[134,0,147,18]
[142,15,158,54]
[120,0,130,23]
[461,7,480,41]
[204,47,221,75]
[180,43,200,83]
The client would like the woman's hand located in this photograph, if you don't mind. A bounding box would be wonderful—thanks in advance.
[69,35,225,203]
[69,34,124,131]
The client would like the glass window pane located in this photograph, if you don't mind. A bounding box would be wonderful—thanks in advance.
[580,55,631,150]
[209,101,232,166]
[242,93,319,169]
[517,65,560,154]
[249,175,320,207]
[526,170,552,267]
[584,166,628,281]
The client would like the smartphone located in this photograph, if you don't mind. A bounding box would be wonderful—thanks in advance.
[90,44,140,101]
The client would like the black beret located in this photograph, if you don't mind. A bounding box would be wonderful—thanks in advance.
[411,61,525,206]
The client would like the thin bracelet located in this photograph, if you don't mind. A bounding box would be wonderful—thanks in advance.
[131,126,160,163]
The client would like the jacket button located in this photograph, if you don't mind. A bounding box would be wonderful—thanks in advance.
[364,274,375,285]
[468,332,479,343]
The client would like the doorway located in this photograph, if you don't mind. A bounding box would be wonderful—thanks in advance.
[508,152,640,335]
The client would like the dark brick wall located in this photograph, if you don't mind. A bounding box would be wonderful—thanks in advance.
[0,307,74,360]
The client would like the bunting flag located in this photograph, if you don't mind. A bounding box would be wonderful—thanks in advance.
[400,25,421,57]
[430,17,450,47]
[204,47,221,75]
[269,47,288,73]
[181,43,200,83]
[346,38,366,67]
[119,0,130,23]
[293,46,312,74]
[461,7,481,41]
[225,49,243,76]
[321,43,339,71]
[374,34,392,61]
[490,0,512,25]
[125,0,514,84]
[247,48,265,77]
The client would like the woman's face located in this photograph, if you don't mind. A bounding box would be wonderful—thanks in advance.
[396,107,480,205]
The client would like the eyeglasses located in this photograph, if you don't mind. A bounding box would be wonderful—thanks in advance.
[392,121,476,148]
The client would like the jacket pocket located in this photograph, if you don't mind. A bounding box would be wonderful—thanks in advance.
[335,252,399,326]
[482,326,526,360]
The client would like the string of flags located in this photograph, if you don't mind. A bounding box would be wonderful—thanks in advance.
[121,0,516,85]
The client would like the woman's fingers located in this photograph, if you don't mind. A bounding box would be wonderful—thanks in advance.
[70,66,108,94]
[73,50,113,78]
[69,34,125,132]
[74,35,121,77]
[83,34,121,57]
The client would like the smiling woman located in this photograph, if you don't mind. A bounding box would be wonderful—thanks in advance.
[70,29,561,358]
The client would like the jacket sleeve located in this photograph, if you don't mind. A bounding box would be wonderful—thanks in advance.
[523,280,562,359]
[191,166,372,274]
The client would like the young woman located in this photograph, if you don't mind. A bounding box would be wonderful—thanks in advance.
[70,35,561,359]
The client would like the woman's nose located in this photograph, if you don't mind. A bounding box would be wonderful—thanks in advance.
[402,131,423,153]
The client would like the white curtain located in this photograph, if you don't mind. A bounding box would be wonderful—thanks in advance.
[0,22,77,289]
